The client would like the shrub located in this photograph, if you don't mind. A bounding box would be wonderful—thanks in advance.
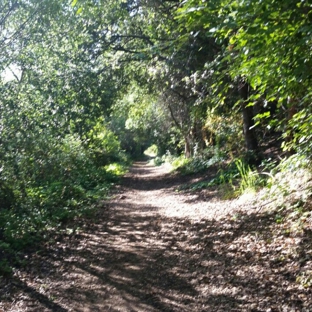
[171,148,226,175]
[0,129,127,263]
[86,120,122,166]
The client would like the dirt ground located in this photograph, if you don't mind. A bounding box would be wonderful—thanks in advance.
[0,161,311,311]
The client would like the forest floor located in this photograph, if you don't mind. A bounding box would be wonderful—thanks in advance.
[1,161,312,311]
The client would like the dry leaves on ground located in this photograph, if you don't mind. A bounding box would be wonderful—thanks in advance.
[0,162,311,311]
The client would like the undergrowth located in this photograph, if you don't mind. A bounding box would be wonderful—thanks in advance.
[0,132,129,276]
[175,152,312,204]
[152,147,227,173]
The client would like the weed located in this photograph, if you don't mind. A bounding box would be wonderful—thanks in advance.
[235,159,259,194]
[172,153,226,175]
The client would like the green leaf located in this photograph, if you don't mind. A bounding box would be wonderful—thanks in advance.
[250,76,262,89]
[299,136,306,144]
[184,6,205,14]
[209,27,218,33]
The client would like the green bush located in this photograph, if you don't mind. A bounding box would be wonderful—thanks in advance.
[152,156,165,166]
[0,129,128,263]
[171,156,190,171]
[172,149,226,175]
[86,120,122,166]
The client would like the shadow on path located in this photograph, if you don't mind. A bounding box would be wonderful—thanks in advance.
[1,163,311,311]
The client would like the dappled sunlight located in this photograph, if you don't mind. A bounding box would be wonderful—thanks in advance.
[1,0,312,310]
[6,204,311,311]
[2,162,311,311]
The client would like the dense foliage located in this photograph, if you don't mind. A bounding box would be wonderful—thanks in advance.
[0,0,128,270]
[0,0,312,272]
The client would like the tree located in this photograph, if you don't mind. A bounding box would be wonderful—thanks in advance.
[174,0,312,158]
[0,0,126,248]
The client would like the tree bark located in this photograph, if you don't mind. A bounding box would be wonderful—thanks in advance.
[239,81,259,152]
[184,134,191,158]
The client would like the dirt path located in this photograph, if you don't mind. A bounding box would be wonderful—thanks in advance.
[1,162,311,311]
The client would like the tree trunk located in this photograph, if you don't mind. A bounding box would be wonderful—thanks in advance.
[284,97,298,155]
[184,135,191,158]
[239,81,259,152]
